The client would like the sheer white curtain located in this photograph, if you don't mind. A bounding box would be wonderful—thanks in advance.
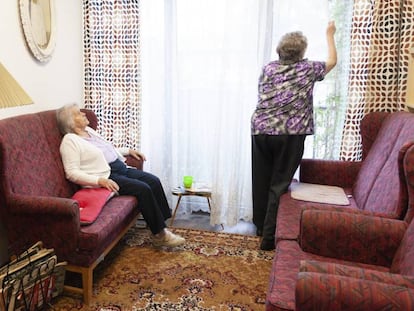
[140,0,331,226]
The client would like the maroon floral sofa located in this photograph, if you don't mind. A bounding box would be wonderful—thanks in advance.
[266,111,414,310]
[0,108,142,304]
[276,111,414,242]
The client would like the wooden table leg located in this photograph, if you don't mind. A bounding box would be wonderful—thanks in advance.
[170,194,182,226]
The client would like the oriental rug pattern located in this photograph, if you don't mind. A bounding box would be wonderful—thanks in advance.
[49,226,273,311]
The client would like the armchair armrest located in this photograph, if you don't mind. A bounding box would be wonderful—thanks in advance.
[299,159,362,188]
[299,210,407,266]
[6,194,80,258]
[295,272,414,311]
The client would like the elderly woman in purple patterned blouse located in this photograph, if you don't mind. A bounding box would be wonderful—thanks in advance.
[251,21,337,250]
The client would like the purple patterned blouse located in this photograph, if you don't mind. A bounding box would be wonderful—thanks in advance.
[251,59,326,135]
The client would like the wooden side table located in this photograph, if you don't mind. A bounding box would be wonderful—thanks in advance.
[170,186,223,229]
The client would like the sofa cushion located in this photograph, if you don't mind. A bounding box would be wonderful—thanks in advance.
[295,272,414,311]
[68,195,138,267]
[265,240,389,311]
[72,188,115,225]
[276,189,358,241]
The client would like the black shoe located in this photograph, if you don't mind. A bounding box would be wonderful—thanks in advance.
[260,238,275,251]
[256,229,263,237]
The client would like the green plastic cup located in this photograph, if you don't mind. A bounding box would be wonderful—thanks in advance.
[183,176,193,189]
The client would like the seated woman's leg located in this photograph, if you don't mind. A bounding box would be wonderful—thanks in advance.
[110,174,167,235]
[125,168,172,220]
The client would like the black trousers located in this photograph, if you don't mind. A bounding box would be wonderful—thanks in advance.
[109,159,171,235]
[251,134,306,242]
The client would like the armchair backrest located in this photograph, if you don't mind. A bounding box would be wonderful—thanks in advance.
[353,111,414,219]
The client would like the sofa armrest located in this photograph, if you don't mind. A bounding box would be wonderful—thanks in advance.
[9,194,78,217]
[295,272,414,311]
[6,194,80,258]
[403,143,414,224]
[299,159,362,188]
[125,155,143,170]
[299,260,414,288]
[299,210,407,266]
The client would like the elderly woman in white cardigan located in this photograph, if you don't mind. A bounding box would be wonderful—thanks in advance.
[56,103,185,248]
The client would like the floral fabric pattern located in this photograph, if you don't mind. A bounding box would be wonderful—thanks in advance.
[251,59,325,136]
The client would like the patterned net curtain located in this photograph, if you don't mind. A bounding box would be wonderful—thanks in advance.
[83,0,142,150]
[340,0,413,161]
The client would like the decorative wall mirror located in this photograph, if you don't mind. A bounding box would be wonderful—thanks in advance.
[19,0,56,62]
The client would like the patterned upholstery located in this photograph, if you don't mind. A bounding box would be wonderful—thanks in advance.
[299,211,407,266]
[266,211,414,311]
[359,111,390,160]
[276,111,414,242]
[0,110,140,266]
[295,273,414,311]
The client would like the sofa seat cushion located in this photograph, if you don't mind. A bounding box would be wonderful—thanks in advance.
[66,195,139,267]
[265,240,389,311]
[72,188,115,225]
[275,189,357,241]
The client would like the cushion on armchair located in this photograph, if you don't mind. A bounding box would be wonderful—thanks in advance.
[72,188,115,225]
[295,272,414,311]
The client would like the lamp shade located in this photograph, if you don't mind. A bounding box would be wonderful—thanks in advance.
[0,63,33,109]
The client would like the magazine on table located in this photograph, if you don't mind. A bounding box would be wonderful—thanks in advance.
[172,182,211,194]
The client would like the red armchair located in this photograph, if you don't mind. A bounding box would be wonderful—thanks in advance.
[266,210,414,310]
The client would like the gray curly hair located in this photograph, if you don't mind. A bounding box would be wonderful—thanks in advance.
[56,103,78,135]
[276,31,307,64]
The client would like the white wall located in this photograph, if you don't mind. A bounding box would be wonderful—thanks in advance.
[0,1,83,119]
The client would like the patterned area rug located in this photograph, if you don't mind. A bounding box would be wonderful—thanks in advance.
[49,225,274,310]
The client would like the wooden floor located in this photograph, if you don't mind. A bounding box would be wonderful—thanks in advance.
[168,211,257,236]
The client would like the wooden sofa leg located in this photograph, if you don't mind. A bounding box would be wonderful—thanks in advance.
[64,264,94,305]
[82,267,93,305]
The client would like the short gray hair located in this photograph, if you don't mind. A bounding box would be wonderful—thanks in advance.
[56,103,78,135]
[276,31,307,64]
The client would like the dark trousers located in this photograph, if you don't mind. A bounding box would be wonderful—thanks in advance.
[251,134,306,242]
[109,159,171,235]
